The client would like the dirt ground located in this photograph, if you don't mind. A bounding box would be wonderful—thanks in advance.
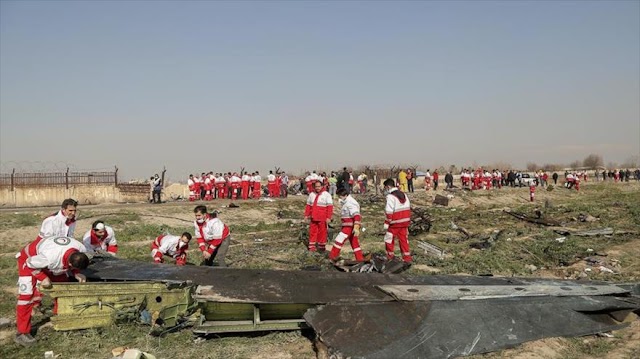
[0,180,638,358]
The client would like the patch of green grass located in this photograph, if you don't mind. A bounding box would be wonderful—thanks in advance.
[0,323,315,359]
[562,337,617,358]
[232,221,295,234]
[0,213,41,230]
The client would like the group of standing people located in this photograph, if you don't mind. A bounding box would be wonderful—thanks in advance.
[304,177,413,264]
[187,171,290,201]
[300,168,369,197]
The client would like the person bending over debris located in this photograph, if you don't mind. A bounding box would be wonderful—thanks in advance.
[383,178,412,263]
[82,220,118,256]
[329,188,365,262]
[15,236,89,346]
[151,232,192,265]
[304,181,333,252]
[193,205,231,267]
[36,198,78,241]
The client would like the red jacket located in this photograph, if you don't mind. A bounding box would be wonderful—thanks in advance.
[304,191,333,222]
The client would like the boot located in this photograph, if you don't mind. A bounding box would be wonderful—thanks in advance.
[14,333,36,347]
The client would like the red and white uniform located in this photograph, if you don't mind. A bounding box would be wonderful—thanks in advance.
[305,174,313,193]
[241,174,250,200]
[461,171,471,187]
[16,236,86,335]
[275,175,282,198]
[329,195,364,261]
[82,226,117,255]
[204,176,213,201]
[230,174,241,200]
[384,187,412,262]
[151,234,188,265]
[37,210,76,241]
[494,171,502,189]
[216,175,226,199]
[357,174,365,194]
[529,184,536,202]
[483,171,492,190]
[424,171,432,190]
[566,173,575,188]
[267,173,277,197]
[194,216,230,255]
[194,176,202,197]
[304,190,333,251]
[188,177,197,201]
[252,174,262,198]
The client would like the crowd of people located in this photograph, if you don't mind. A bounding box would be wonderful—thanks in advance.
[174,167,640,208]
[183,167,371,201]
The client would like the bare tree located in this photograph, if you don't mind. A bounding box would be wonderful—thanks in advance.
[568,160,581,169]
[526,162,539,172]
[542,163,563,171]
[583,154,604,169]
[621,155,640,168]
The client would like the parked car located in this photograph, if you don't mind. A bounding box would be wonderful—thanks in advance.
[519,173,537,187]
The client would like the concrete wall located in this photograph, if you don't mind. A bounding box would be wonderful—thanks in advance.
[0,185,148,208]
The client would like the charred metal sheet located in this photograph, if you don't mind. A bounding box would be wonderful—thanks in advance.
[85,257,627,305]
[305,296,639,359]
[377,283,629,301]
[86,257,397,304]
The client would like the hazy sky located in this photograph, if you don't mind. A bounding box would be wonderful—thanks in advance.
[1,0,639,180]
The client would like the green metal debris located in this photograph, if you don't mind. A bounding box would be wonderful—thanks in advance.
[42,281,196,331]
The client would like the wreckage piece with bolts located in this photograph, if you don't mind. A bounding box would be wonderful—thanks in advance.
[52,257,640,359]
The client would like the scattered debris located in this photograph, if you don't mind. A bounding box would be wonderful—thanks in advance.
[408,207,432,235]
[573,228,614,237]
[503,209,561,226]
[254,238,264,242]
[116,348,157,359]
[489,229,503,242]
[555,237,566,243]
[332,254,410,274]
[469,240,491,250]
[362,193,384,203]
[597,332,614,338]
[416,241,445,258]
[44,351,55,359]
[577,213,599,222]
[0,317,12,329]
[450,221,471,239]
[228,203,239,208]
[599,266,615,274]
[525,264,538,272]
[258,198,275,202]
[432,194,449,206]
[112,347,126,357]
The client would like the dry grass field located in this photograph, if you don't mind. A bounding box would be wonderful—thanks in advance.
[0,180,638,358]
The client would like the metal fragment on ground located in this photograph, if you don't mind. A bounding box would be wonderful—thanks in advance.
[83,257,640,358]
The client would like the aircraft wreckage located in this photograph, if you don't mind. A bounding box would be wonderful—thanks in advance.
[44,256,640,359]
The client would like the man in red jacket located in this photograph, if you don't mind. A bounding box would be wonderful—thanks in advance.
[383,178,412,263]
[304,181,333,252]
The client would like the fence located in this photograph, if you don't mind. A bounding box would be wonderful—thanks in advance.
[0,168,119,190]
